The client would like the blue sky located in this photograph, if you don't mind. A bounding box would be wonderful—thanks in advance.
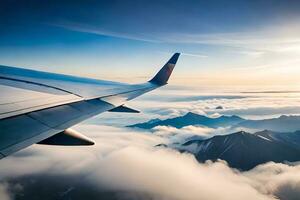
[1,0,300,88]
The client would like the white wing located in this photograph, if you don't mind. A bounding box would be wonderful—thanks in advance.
[0,53,180,158]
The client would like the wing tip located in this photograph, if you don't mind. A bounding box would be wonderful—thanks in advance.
[168,52,180,64]
[149,53,180,85]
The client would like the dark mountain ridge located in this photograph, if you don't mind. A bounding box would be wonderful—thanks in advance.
[179,130,300,170]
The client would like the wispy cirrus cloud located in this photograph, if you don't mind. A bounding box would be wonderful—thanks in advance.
[53,22,161,43]
[56,21,300,54]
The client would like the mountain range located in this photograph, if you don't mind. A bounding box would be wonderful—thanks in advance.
[129,112,300,170]
[238,115,300,132]
[128,112,300,132]
[128,112,244,129]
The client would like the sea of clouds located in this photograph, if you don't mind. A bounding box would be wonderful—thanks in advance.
[2,87,300,200]
[1,125,300,200]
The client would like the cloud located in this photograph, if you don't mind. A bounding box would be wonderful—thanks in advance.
[152,125,248,142]
[237,50,266,58]
[0,124,300,200]
[87,147,271,200]
[151,125,215,144]
[180,52,208,58]
[54,22,160,43]
[92,90,300,131]
[55,18,300,54]
[2,90,300,200]
[161,25,300,51]
[128,89,300,122]
[151,124,258,145]
[0,184,11,200]
[244,162,300,200]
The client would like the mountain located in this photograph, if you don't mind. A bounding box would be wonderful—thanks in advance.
[179,130,300,170]
[238,115,300,132]
[128,112,245,129]
[128,112,300,132]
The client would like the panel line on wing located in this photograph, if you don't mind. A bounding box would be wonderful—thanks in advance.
[0,76,83,97]
[0,97,82,119]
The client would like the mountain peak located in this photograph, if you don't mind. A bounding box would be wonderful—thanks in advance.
[183,112,211,120]
[230,130,252,138]
[184,112,202,117]
[238,130,247,134]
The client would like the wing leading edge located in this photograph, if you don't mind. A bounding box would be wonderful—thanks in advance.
[0,53,180,158]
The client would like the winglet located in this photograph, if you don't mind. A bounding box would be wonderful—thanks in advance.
[149,53,180,85]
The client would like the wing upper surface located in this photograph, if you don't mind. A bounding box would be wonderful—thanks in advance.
[0,65,158,119]
[0,66,159,157]
[0,65,130,99]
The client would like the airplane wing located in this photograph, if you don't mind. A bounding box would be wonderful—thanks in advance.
[0,53,180,158]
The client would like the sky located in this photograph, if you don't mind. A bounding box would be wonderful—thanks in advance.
[1,0,300,89]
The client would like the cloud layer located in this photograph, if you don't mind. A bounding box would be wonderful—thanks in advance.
[126,89,300,121]
[2,90,300,200]
[0,124,300,200]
